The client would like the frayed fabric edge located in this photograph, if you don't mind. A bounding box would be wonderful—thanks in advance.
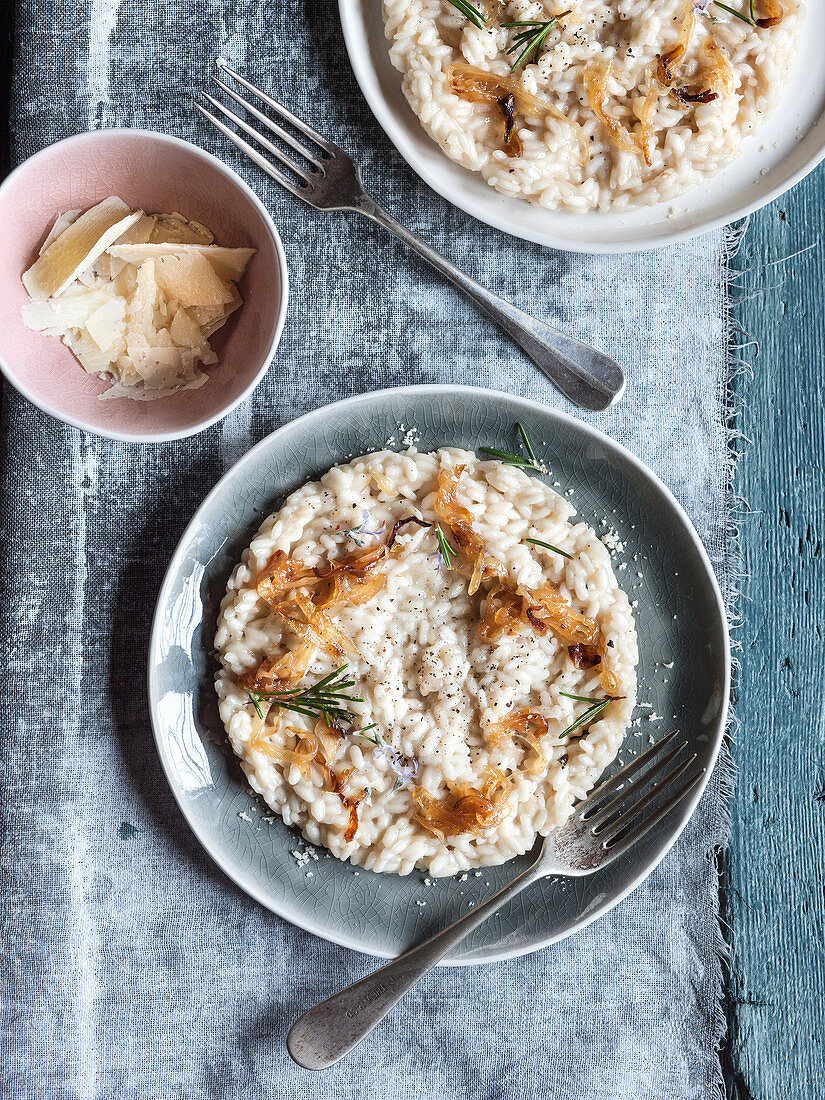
[711,215,758,1100]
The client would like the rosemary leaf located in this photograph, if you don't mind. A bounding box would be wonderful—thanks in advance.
[435,525,458,568]
[479,446,539,469]
[711,1,756,24]
[526,536,572,560]
[559,690,601,703]
[247,665,362,724]
[517,421,539,465]
[503,12,569,69]
[352,723,381,746]
[447,0,486,28]
[558,698,611,739]
[481,422,542,470]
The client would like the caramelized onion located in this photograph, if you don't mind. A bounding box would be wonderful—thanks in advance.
[256,549,313,606]
[477,585,524,643]
[434,465,600,651]
[249,726,318,779]
[583,61,641,159]
[386,515,431,549]
[674,87,719,104]
[412,768,513,839]
[656,0,695,85]
[250,512,430,700]
[525,582,600,645]
[434,464,474,527]
[755,0,783,28]
[447,62,588,163]
[369,468,396,496]
[637,64,661,166]
[700,38,735,97]
[487,710,550,776]
[656,45,685,86]
[240,641,315,693]
[599,665,620,695]
[569,639,620,692]
[675,37,734,108]
[295,593,358,656]
[475,574,598,648]
[331,766,367,843]
[314,719,343,769]
[434,466,507,595]
[568,643,601,670]
[498,94,523,158]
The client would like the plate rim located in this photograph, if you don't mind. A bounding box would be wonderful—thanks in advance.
[147,383,731,964]
[337,0,825,254]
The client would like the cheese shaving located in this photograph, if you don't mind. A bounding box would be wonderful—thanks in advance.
[21,196,255,402]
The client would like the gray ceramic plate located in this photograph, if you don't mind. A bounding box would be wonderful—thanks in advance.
[147,385,729,964]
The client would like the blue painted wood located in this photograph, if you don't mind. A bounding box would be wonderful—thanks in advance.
[727,166,825,1096]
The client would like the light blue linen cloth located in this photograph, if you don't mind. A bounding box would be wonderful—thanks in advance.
[1,2,732,1096]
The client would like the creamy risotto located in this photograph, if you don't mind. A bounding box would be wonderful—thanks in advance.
[215,448,638,876]
[382,0,803,211]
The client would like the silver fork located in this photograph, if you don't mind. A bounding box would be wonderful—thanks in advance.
[195,59,625,412]
[285,728,705,1070]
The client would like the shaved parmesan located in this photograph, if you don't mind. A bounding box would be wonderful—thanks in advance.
[21,198,254,401]
[152,252,235,309]
[40,210,81,255]
[150,212,214,245]
[22,290,113,335]
[108,244,255,283]
[23,197,140,300]
[85,298,126,356]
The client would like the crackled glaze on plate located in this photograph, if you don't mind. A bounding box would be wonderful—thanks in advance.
[147,386,729,962]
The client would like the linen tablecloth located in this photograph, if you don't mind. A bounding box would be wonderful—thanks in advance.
[2,2,734,1096]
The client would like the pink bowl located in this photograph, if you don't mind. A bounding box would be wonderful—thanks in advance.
[0,129,288,441]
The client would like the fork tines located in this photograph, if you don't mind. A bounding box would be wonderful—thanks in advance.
[194,59,333,199]
[577,730,706,857]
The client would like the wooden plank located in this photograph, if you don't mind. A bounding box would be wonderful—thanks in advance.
[726,165,825,1096]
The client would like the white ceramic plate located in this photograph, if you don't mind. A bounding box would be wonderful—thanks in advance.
[148,385,729,962]
[339,0,825,252]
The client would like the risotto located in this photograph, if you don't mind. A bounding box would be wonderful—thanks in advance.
[214,448,638,876]
[382,0,803,211]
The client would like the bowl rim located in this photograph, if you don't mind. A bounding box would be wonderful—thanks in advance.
[0,128,290,443]
[147,383,731,964]
[338,0,825,254]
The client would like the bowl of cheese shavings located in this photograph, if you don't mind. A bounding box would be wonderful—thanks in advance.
[0,129,288,442]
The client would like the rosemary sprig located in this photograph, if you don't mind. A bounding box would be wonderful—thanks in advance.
[481,421,542,470]
[343,525,365,547]
[503,14,568,70]
[526,536,572,560]
[352,723,380,746]
[247,665,363,726]
[447,0,487,28]
[517,421,539,466]
[711,1,756,25]
[479,447,538,468]
[558,698,611,739]
[435,525,458,568]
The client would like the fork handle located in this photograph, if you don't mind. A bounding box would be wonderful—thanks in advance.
[355,197,624,411]
[286,854,544,1071]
